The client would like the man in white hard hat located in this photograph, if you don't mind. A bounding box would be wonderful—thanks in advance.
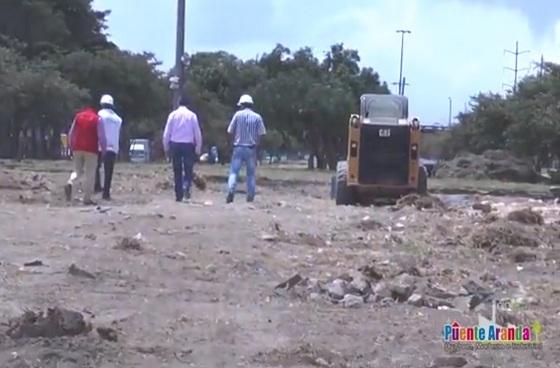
[97,94,123,201]
[226,94,266,203]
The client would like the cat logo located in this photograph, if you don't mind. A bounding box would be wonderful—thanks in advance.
[379,128,391,137]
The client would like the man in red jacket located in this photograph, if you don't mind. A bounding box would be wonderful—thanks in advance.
[64,106,103,205]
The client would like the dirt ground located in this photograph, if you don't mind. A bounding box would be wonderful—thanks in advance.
[1,160,560,368]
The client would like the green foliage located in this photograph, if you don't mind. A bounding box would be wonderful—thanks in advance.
[444,66,560,167]
[0,2,390,165]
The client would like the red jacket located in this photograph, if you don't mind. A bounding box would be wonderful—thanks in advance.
[69,107,99,154]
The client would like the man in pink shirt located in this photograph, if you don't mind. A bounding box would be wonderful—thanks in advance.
[162,96,203,202]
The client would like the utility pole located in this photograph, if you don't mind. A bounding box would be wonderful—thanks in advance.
[172,0,186,109]
[396,30,411,95]
[393,79,410,95]
[504,41,529,93]
[448,97,452,125]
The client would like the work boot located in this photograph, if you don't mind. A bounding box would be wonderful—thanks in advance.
[64,184,72,201]
[247,195,254,203]
[226,192,234,204]
[102,193,111,201]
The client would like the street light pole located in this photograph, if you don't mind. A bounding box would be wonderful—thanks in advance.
[396,30,411,95]
[448,97,453,125]
[173,0,186,109]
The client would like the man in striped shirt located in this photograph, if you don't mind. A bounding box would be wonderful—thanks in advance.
[226,94,266,203]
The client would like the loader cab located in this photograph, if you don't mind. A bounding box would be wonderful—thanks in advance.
[332,94,427,206]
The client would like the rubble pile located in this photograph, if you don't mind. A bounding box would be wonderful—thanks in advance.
[435,150,538,183]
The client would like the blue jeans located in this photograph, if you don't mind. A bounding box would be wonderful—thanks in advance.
[228,146,257,199]
[171,142,195,201]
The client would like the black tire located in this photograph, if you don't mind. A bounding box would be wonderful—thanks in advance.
[417,166,428,195]
[335,161,356,205]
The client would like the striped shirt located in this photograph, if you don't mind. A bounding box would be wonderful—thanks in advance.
[227,108,266,147]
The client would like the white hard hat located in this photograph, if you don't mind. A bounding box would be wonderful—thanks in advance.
[237,94,254,106]
[100,94,114,106]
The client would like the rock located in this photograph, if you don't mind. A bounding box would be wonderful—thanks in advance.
[431,356,468,367]
[360,216,383,230]
[192,172,207,191]
[388,273,417,302]
[6,307,91,339]
[510,250,538,263]
[23,260,43,267]
[507,208,544,226]
[348,275,371,296]
[327,279,348,300]
[551,186,560,198]
[407,293,424,307]
[425,285,457,299]
[380,297,394,307]
[275,274,303,290]
[115,236,142,250]
[84,233,97,240]
[358,264,384,281]
[97,327,118,342]
[305,278,324,294]
[373,281,391,300]
[68,264,96,279]
[341,294,364,308]
[473,202,492,213]
[261,233,278,242]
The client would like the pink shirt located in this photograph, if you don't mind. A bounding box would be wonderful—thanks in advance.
[162,106,202,154]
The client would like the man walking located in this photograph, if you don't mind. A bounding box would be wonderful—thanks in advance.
[226,94,266,203]
[98,94,123,200]
[64,105,101,205]
[162,96,202,202]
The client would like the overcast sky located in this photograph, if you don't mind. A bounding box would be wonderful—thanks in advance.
[92,0,560,124]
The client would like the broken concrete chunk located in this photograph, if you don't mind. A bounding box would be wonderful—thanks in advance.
[6,307,91,339]
[388,273,417,302]
[327,279,347,300]
[510,250,538,263]
[407,293,424,307]
[68,264,96,279]
[341,294,363,308]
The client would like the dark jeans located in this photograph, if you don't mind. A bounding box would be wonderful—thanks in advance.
[103,151,117,198]
[94,152,103,192]
[171,142,196,201]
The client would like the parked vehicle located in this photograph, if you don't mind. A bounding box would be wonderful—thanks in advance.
[129,139,151,163]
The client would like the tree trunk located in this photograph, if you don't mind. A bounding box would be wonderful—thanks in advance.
[307,154,315,169]
[40,123,48,159]
[52,126,61,159]
[316,154,326,170]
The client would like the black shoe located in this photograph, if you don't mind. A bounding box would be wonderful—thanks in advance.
[64,184,72,201]
[184,191,191,200]
[247,197,254,203]
[226,192,234,204]
[102,194,111,201]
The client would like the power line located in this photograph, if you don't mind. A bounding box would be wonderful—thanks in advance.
[504,41,530,93]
